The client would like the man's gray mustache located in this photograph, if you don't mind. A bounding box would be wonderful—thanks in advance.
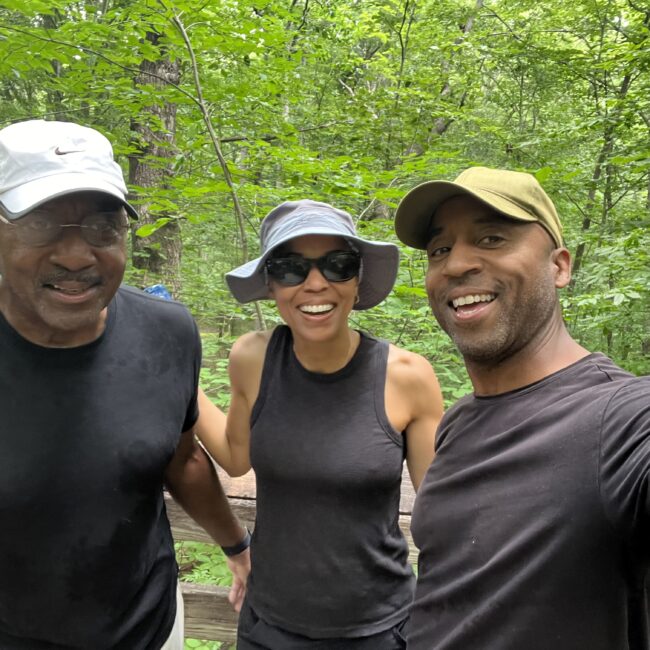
[41,272,101,285]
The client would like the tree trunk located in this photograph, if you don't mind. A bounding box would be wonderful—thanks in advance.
[431,0,484,138]
[128,30,182,296]
[571,72,632,279]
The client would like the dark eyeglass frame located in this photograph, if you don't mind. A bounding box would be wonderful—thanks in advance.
[0,211,130,248]
[265,250,361,286]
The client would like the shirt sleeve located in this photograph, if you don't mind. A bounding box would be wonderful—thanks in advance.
[181,314,202,433]
[599,377,650,545]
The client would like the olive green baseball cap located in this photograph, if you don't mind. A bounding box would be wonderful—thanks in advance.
[395,166,563,249]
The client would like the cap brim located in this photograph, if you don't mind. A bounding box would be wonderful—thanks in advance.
[226,227,399,310]
[0,172,138,220]
[395,180,538,249]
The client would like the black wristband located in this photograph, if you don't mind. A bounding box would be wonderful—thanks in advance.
[221,528,251,557]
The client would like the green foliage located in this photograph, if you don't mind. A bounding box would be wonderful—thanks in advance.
[185,639,222,650]
[175,542,234,649]
[175,541,232,587]
[184,640,224,650]
[1,0,648,383]
[200,332,235,410]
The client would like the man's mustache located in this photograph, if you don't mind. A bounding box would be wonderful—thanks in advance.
[41,271,102,285]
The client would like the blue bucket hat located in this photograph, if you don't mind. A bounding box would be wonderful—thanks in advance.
[226,200,399,310]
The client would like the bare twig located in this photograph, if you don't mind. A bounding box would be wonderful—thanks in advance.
[357,176,401,222]
[162,3,265,328]
[338,79,355,97]
[220,119,354,143]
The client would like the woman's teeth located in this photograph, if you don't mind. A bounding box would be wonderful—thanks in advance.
[299,304,334,314]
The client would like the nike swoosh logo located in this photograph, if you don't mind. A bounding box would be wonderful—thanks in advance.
[54,146,85,155]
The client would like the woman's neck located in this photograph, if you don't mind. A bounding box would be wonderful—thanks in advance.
[292,327,360,373]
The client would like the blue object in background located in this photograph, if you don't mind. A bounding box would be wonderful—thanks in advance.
[143,284,172,301]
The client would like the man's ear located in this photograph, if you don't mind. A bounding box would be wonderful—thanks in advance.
[552,247,572,289]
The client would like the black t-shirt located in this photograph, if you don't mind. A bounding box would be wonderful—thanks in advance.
[409,354,650,650]
[0,286,200,649]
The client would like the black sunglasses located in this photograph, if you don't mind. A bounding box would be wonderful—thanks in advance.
[265,250,361,286]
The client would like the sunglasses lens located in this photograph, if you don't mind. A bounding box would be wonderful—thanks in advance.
[266,251,360,285]
[266,257,310,285]
[320,251,361,282]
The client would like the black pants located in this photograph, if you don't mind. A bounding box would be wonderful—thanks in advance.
[236,599,407,650]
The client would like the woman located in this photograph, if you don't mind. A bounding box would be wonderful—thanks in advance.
[197,199,443,649]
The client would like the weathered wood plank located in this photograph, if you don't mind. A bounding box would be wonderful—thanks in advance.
[215,467,257,499]
[180,582,237,644]
[166,494,255,544]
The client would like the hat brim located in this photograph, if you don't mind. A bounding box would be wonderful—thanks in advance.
[226,226,399,310]
[0,172,138,220]
[395,180,538,249]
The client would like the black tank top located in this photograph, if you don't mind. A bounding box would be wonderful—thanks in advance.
[247,325,414,638]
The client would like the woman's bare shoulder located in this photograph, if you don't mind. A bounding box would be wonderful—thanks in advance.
[229,329,273,367]
[386,343,441,392]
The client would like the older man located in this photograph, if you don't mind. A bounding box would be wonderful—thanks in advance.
[0,120,249,649]
[395,167,650,649]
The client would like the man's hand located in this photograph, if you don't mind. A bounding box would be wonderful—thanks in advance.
[165,428,251,613]
[226,548,251,612]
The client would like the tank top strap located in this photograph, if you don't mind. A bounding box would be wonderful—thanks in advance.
[364,333,404,447]
[251,325,291,426]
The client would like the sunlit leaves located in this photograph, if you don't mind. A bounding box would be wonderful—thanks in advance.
[0,0,647,379]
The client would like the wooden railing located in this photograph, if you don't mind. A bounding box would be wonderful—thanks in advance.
[167,467,416,644]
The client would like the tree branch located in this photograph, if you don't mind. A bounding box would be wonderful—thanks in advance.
[162,3,265,328]
[220,119,353,143]
[0,23,200,108]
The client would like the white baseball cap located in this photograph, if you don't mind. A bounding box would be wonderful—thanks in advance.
[0,119,137,219]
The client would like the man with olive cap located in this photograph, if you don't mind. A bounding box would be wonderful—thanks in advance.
[394,167,650,649]
[0,119,249,649]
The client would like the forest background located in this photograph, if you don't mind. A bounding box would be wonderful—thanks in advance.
[1,1,648,648]
[1,0,649,405]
